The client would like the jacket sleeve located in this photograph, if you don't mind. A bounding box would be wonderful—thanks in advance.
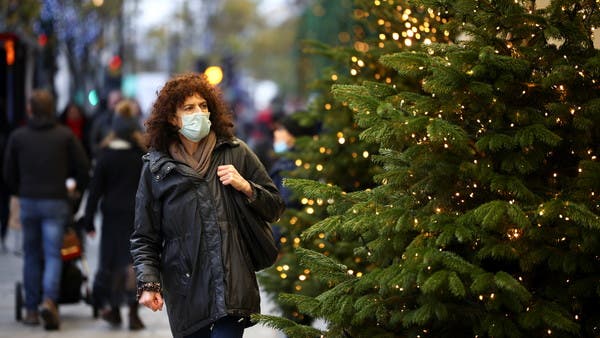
[239,142,285,223]
[67,133,90,192]
[82,153,107,232]
[130,162,163,288]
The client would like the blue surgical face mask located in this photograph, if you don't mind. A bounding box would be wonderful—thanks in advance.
[273,140,289,154]
[179,112,211,142]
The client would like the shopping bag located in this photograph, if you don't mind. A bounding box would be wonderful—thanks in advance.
[61,228,82,261]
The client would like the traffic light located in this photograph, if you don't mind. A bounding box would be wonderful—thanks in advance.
[108,55,122,74]
[4,39,14,65]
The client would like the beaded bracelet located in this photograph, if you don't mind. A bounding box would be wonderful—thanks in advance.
[136,281,162,300]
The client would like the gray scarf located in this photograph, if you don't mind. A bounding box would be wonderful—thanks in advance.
[168,131,217,177]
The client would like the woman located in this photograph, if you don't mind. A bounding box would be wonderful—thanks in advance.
[81,99,146,330]
[59,102,91,157]
[59,102,91,219]
[131,73,284,338]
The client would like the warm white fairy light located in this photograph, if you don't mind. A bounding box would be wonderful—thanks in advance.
[507,228,522,240]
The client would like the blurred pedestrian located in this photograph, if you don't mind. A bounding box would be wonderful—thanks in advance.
[269,114,316,208]
[246,98,282,172]
[89,89,122,158]
[3,89,90,330]
[81,99,147,330]
[59,102,91,158]
[268,114,318,247]
[131,72,284,338]
[59,102,91,226]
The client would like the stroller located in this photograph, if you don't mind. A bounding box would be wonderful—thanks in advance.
[14,225,98,321]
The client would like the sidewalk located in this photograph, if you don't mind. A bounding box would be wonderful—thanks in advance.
[0,227,285,338]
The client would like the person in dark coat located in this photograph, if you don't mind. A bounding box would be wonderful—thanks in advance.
[269,114,318,209]
[268,114,318,251]
[3,89,90,330]
[131,72,285,338]
[59,102,91,158]
[81,99,146,330]
[59,102,91,229]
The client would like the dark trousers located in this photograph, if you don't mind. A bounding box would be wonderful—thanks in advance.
[93,265,136,308]
[183,316,246,338]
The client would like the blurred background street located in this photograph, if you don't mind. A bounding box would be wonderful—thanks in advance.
[3,0,600,337]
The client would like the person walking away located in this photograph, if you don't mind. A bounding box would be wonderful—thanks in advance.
[131,72,285,338]
[80,99,147,330]
[3,89,90,330]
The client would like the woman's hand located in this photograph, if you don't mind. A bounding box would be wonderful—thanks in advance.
[139,290,164,312]
[217,165,253,198]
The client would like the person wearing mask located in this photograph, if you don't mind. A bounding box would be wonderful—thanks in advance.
[270,114,317,209]
[268,114,318,249]
[3,89,90,330]
[81,99,147,330]
[131,72,285,338]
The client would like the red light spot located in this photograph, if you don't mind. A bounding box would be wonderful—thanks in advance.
[38,34,48,47]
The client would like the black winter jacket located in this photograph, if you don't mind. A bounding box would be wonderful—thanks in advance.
[131,137,284,337]
[3,119,90,198]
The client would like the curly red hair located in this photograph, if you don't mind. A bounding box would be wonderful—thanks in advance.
[145,72,234,152]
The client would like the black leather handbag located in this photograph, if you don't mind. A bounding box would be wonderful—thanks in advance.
[232,193,279,271]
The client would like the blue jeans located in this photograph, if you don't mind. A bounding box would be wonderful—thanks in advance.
[184,316,246,338]
[20,198,70,311]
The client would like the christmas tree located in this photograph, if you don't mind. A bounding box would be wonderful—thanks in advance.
[258,1,374,325]
[258,0,450,326]
[258,0,600,337]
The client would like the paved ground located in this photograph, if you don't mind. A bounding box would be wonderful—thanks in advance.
[0,227,286,338]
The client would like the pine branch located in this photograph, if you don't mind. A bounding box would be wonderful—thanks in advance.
[252,314,323,338]
[295,247,351,284]
[284,178,345,202]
